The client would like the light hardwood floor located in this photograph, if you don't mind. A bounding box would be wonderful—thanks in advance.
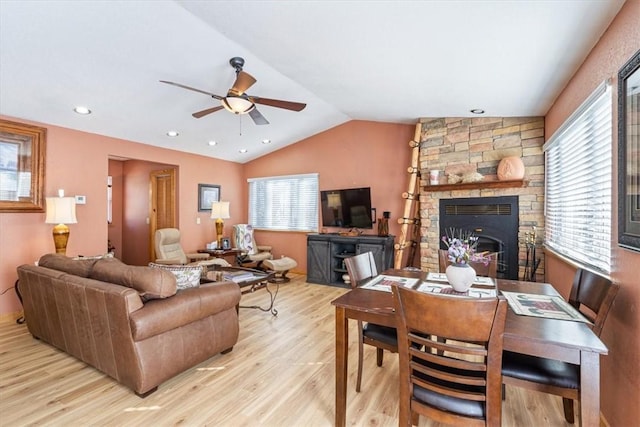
[1,274,576,426]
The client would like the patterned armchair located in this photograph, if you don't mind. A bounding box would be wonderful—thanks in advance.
[233,224,273,269]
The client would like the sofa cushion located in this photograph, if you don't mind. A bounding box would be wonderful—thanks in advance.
[90,257,177,300]
[38,253,98,278]
[129,281,241,341]
[148,263,202,291]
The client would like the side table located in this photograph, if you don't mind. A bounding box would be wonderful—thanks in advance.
[197,248,245,265]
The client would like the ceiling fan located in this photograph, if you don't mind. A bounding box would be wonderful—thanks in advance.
[160,57,306,125]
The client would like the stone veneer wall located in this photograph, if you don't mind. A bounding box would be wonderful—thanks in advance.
[418,117,545,281]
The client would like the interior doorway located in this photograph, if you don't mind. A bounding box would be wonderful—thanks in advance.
[149,168,177,260]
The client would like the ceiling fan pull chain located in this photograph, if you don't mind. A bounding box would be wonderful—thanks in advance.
[239,114,242,136]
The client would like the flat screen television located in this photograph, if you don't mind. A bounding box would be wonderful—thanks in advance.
[320,187,373,229]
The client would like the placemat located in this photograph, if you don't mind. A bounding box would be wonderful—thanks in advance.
[426,272,496,286]
[361,275,420,292]
[501,291,591,323]
[416,282,497,299]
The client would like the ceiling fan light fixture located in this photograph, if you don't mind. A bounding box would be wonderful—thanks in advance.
[221,96,255,114]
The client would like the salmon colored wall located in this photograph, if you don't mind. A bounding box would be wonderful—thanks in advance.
[121,159,176,266]
[243,120,416,272]
[544,1,640,425]
[0,115,244,318]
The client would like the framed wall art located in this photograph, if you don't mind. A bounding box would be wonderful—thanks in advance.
[618,49,640,251]
[0,119,46,212]
[198,184,220,212]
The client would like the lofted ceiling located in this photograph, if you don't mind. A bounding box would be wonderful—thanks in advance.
[0,1,625,163]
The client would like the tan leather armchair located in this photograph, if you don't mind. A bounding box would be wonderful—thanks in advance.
[154,228,230,267]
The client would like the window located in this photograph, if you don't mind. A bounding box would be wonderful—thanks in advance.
[248,173,319,231]
[544,81,612,273]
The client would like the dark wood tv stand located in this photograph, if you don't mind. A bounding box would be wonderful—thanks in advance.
[306,233,394,286]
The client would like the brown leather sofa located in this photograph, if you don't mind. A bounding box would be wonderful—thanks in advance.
[16,254,241,396]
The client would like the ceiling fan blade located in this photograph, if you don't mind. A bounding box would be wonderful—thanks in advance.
[250,96,306,112]
[159,80,223,100]
[192,105,224,118]
[229,71,256,96]
[249,107,269,125]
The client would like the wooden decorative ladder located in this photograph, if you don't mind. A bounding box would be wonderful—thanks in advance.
[394,122,422,269]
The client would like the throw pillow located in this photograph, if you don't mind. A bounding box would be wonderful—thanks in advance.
[148,263,202,291]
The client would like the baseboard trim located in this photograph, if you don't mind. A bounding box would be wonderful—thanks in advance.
[0,310,23,325]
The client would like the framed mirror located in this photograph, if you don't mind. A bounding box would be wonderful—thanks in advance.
[618,49,640,251]
[0,119,46,212]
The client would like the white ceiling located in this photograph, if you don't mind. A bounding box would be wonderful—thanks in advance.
[0,1,625,163]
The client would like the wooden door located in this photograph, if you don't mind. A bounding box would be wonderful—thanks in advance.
[149,168,176,260]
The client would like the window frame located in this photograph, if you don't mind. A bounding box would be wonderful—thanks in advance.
[543,80,612,274]
[248,173,319,232]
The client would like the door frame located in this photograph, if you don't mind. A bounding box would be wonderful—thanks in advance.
[149,168,177,260]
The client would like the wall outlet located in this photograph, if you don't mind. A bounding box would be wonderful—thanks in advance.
[75,195,86,204]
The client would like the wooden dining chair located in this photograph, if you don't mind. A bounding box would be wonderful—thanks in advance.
[502,268,619,423]
[438,249,498,278]
[392,285,507,426]
[344,252,398,392]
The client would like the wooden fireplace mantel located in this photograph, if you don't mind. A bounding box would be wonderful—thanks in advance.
[423,179,528,193]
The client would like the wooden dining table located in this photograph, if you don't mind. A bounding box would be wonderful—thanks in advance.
[331,269,608,427]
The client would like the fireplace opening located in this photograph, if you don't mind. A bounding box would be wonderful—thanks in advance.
[439,196,519,279]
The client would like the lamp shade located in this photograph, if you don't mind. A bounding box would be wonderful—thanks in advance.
[45,197,77,224]
[210,201,230,219]
[221,96,255,114]
[327,193,342,209]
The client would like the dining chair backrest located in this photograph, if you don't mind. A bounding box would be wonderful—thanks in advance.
[568,268,619,336]
[393,285,507,426]
[344,251,396,393]
[345,252,378,289]
[438,249,498,278]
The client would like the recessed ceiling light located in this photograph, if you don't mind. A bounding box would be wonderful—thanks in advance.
[208,140,217,146]
[262,139,271,144]
[239,149,248,153]
[470,109,485,115]
[166,130,179,137]
[73,106,91,115]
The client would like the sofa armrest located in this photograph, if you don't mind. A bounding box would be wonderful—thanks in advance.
[129,281,241,341]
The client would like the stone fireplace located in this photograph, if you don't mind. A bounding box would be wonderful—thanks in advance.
[417,117,546,281]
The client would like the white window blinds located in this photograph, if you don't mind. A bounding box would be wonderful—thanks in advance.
[544,81,612,273]
[248,173,319,232]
